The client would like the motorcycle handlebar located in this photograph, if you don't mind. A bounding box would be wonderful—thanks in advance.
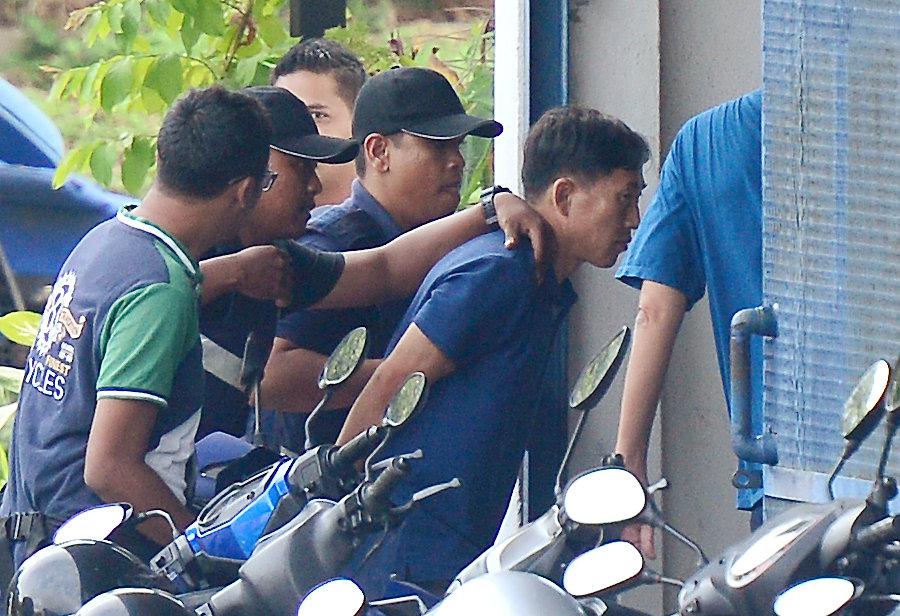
[855,515,900,547]
[329,426,384,471]
[360,456,411,513]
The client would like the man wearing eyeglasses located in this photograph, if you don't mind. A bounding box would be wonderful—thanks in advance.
[195,85,551,448]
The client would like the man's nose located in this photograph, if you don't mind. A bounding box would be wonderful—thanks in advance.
[310,171,323,196]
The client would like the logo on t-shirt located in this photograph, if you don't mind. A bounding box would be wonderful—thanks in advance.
[27,271,84,401]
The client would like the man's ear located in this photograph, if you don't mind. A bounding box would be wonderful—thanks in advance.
[550,177,576,217]
[364,134,391,174]
[234,176,260,211]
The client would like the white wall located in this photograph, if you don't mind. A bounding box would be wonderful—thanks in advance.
[567,0,762,612]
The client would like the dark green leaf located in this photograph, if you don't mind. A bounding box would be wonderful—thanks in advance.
[90,142,117,186]
[121,137,155,194]
[170,0,197,15]
[232,58,259,86]
[145,54,183,104]
[146,0,170,26]
[120,0,141,48]
[180,15,200,54]
[194,0,225,36]
[100,60,133,112]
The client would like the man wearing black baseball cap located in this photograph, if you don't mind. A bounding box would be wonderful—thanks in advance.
[198,84,548,445]
[259,67,507,452]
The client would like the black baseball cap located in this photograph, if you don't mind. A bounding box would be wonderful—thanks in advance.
[244,86,359,164]
[351,67,502,141]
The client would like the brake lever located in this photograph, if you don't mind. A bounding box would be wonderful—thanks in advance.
[647,477,669,495]
[370,449,424,473]
[391,477,461,515]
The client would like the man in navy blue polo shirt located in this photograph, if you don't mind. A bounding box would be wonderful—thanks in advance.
[339,106,651,594]
[259,67,505,451]
[0,86,275,568]
[614,90,763,558]
[196,85,550,445]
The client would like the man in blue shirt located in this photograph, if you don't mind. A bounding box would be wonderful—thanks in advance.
[196,85,549,445]
[339,106,650,594]
[613,91,763,558]
[260,67,504,450]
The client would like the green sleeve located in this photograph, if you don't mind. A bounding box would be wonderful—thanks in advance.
[96,282,197,407]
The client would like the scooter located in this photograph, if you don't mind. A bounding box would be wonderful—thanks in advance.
[677,357,900,616]
[294,466,670,616]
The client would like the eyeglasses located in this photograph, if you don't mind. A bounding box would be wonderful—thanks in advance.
[260,169,278,192]
[226,168,278,192]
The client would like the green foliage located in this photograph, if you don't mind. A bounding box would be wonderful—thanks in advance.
[0,311,41,348]
[49,0,494,202]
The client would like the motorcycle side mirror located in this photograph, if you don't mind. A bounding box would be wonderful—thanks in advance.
[555,326,631,497]
[319,327,369,390]
[563,541,644,597]
[365,372,429,480]
[297,578,366,616]
[306,327,369,450]
[773,577,862,616]
[563,467,646,525]
[53,502,133,544]
[841,359,891,442]
[885,356,900,414]
[383,371,427,428]
[568,326,631,410]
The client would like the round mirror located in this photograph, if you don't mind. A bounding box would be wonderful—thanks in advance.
[569,326,630,409]
[773,577,860,616]
[563,541,644,597]
[53,503,133,544]
[842,359,891,440]
[384,372,427,428]
[885,356,900,414]
[564,467,646,525]
[320,327,368,389]
[297,578,366,616]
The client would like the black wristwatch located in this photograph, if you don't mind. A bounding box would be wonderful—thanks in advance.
[480,185,512,230]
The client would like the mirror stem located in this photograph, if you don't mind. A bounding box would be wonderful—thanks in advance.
[304,388,333,451]
[555,409,589,499]
[876,414,898,483]
[662,522,708,566]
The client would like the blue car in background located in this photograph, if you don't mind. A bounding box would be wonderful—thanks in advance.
[0,76,133,364]
[0,77,133,314]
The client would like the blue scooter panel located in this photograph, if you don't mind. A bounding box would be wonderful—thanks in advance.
[186,458,295,560]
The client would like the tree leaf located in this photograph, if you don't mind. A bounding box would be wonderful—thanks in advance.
[0,312,41,347]
[170,0,197,15]
[107,3,123,33]
[257,15,287,47]
[194,0,225,36]
[181,15,200,54]
[121,137,155,194]
[49,70,74,102]
[146,0,171,26]
[120,0,141,48]
[90,142,117,186]
[100,59,133,112]
[232,58,259,86]
[53,144,93,188]
[145,54,183,104]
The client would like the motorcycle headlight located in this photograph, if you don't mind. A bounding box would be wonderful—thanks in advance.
[726,516,817,588]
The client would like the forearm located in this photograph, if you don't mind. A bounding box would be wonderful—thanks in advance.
[199,254,241,305]
[85,459,195,545]
[261,342,380,412]
[315,205,486,310]
[336,364,406,445]
[615,282,688,473]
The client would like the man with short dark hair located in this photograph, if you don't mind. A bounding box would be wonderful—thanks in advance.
[260,67,504,451]
[0,86,273,567]
[341,106,650,595]
[197,85,549,444]
[271,38,366,206]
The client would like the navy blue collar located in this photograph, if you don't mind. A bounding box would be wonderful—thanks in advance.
[349,180,404,241]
